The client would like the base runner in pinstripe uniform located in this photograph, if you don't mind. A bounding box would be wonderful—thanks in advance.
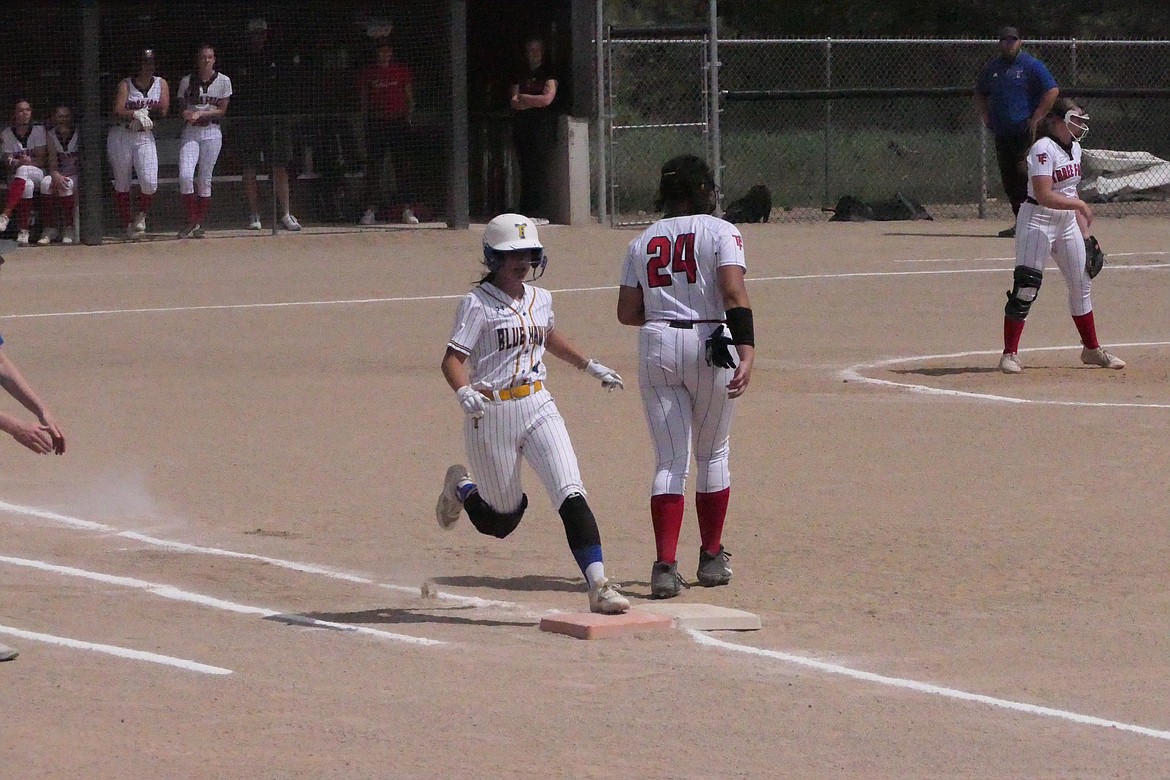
[617,154,755,599]
[436,213,630,614]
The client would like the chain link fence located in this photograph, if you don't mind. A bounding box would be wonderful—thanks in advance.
[604,33,1170,224]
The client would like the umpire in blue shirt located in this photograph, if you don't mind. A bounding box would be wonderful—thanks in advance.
[975,26,1059,237]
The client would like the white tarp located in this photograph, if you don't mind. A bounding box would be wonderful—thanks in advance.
[1080,148,1170,201]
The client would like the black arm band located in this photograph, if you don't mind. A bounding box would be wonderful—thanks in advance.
[725,306,754,347]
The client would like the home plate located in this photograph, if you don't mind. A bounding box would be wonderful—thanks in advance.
[632,603,761,631]
[539,610,674,640]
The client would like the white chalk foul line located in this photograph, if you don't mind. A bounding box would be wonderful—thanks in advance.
[0,623,232,675]
[841,342,1170,408]
[687,631,1170,741]
[0,500,533,613]
[0,554,443,647]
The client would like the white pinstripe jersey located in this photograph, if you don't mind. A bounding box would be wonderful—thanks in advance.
[48,127,80,177]
[447,282,554,391]
[125,76,163,112]
[1027,137,1082,200]
[177,72,232,115]
[2,124,46,162]
[620,214,746,321]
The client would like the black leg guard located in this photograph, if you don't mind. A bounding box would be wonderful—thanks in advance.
[1005,265,1043,320]
[557,493,602,550]
[465,493,528,539]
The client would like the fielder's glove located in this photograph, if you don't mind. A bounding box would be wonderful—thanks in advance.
[704,327,737,370]
[132,108,153,131]
[455,385,486,420]
[1084,235,1106,279]
[583,359,624,391]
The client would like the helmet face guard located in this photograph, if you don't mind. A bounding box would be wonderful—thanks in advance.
[1064,109,1090,141]
[482,247,547,279]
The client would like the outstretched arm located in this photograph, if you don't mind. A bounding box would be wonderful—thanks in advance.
[0,347,65,454]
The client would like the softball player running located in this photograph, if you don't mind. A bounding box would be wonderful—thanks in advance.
[108,49,168,239]
[0,100,46,247]
[999,97,1124,374]
[435,213,630,615]
[38,105,80,245]
[617,154,755,599]
[176,46,231,238]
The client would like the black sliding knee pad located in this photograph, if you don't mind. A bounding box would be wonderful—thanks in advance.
[557,493,601,550]
[466,493,528,539]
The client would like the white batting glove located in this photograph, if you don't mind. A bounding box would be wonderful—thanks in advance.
[455,385,486,419]
[583,359,624,391]
[133,108,153,131]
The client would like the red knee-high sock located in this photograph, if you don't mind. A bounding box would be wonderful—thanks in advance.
[4,179,26,214]
[696,487,730,555]
[197,195,211,224]
[1073,311,1099,350]
[15,198,31,230]
[60,194,75,227]
[650,493,685,565]
[181,194,197,226]
[114,190,133,226]
[137,192,153,215]
[1003,316,1026,354]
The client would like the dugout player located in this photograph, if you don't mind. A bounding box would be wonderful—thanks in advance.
[509,37,557,223]
[176,46,232,238]
[998,98,1124,374]
[236,18,301,232]
[38,106,80,245]
[0,100,47,247]
[976,26,1059,238]
[617,154,755,599]
[0,244,67,661]
[435,214,630,615]
[108,48,169,240]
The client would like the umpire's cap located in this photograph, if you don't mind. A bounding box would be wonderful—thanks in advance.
[998,26,1020,40]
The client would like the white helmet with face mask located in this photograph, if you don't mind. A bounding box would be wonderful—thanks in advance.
[482,213,548,278]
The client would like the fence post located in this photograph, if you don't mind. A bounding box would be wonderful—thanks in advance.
[978,124,988,219]
[823,38,832,211]
[448,0,469,229]
[708,0,722,205]
[595,0,608,227]
[80,0,103,245]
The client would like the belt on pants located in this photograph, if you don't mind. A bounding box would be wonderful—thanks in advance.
[665,319,724,329]
[1024,196,1039,205]
[481,380,543,402]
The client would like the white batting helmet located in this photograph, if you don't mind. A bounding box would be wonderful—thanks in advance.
[482,213,547,277]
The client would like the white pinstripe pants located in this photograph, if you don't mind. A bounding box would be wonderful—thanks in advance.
[107,126,159,195]
[463,389,585,513]
[637,321,735,496]
[178,126,223,197]
[1015,202,1092,316]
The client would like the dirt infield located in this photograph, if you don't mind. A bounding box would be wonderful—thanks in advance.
[1,217,1168,778]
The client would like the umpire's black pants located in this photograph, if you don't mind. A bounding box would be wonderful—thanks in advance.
[995,131,1032,217]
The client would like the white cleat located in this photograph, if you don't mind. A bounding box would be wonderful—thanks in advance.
[588,578,630,614]
[37,228,58,246]
[61,233,73,245]
[0,214,8,232]
[248,214,262,230]
[998,352,1022,374]
[435,464,470,530]
[359,208,377,226]
[281,213,302,231]
[1081,346,1125,370]
[16,229,29,247]
[401,207,419,225]
[133,212,147,235]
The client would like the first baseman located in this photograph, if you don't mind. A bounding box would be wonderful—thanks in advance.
[435,213,630,615]
[617,154,755,599]
[999,97,1124,374]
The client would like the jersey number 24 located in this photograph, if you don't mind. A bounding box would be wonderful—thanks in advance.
[645,233,697,288]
